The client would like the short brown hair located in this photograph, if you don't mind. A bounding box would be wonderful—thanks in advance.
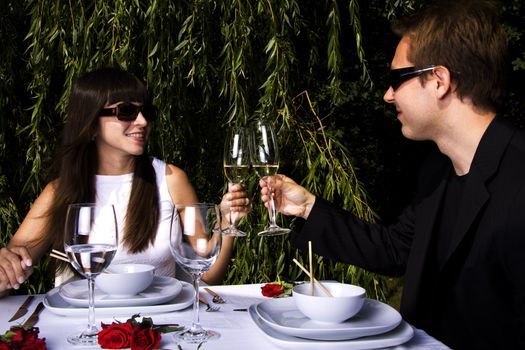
[393,0,508,112]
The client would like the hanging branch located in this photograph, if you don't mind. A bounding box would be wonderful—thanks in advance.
[348,0,372,87]
[291,90,377,221]
[218,0,254,125]
[257,0,302,123]
[326,0,344,104]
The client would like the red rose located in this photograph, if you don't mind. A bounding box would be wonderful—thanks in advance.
[9,327,25,346]
[131,325,161,350]
[1,327,46,350]
[98,322,133,349]
[19,338,46,350]
[261,283,284,297]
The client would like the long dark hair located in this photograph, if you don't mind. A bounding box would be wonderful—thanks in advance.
[48,67,159,273]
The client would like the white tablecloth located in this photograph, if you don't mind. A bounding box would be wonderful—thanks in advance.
[0,284,450,349]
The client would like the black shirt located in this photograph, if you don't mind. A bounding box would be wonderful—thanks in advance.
[436,172,468,269]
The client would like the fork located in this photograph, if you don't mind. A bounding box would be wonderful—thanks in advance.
[199,295,220,312]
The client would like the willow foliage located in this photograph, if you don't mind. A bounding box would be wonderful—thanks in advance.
[1,0,524,304]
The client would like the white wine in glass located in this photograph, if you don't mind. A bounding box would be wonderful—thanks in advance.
[252,164,279,178]
[249,120,291,236]
[64,203,118,346]
[222,127,250,236]
[223,164,250,184]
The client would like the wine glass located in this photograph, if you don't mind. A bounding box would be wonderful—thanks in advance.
[63,203,118,345]
[222,126,250,236]
[169,203,222,344]
[249,120,291,236]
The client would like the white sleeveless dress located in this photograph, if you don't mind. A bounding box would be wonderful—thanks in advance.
[54,158,180,286]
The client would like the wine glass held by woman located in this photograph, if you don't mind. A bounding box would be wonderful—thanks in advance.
[220,183,252,236]
[222,126,251,236]
[0,67,248,297]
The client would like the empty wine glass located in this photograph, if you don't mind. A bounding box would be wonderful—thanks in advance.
[64,203,118,345]
[222,126,250,236]
[169,203,222,344]
[249,120,291,236]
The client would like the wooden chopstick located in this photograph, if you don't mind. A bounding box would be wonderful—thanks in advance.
[308,241,314,296]
[49,252,69,263]
[51,249,68,258]
[49,249,113,273]
[292,258,333,297]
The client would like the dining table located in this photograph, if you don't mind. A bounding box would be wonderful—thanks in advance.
[0,283,451,349]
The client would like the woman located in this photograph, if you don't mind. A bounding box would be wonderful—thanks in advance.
[0,67,249,295]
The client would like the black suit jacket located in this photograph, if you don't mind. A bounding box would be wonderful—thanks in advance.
[292,118,525,349]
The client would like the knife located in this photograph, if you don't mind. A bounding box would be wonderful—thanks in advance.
[8,295,34,322]
[204,287,226,303]
[22,302,45,328]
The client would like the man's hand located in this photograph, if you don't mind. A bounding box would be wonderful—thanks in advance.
[259,174,316,219]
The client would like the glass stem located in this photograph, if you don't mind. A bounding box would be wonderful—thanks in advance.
[228,208,235,230]
[228,182,237,230]
[190,276,204,334]
[86,276,97,335]
[267,185,279,228]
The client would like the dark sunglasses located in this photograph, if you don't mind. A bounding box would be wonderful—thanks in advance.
[98,103,157,122]
[389,65,436,91]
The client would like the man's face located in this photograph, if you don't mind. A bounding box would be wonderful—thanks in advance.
[383,36,439,141]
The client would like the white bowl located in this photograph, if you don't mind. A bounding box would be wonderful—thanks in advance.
[96,263,155,297]
[293,282,366,323]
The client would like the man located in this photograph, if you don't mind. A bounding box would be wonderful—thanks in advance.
[260,0,525,348]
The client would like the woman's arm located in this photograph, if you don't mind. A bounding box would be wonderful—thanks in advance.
[0,182,56,295]
[165,164,234,285]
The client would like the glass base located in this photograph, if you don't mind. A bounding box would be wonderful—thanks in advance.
[257,226,291,236]
[67,331,99,346]
[222,227,247,237]
[173,329,220,344]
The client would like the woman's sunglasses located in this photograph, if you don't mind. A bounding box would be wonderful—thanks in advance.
[98,103,157,122]
[389,65,436,91]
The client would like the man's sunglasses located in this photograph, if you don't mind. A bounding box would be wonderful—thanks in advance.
[389,65,436,91]
[98,103,157,122]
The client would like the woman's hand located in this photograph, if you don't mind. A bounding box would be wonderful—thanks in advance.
[0,246,33,294]
[202,184,250,285]
[220,183,252,227]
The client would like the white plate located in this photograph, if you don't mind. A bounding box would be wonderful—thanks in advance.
[255,297,401,341]
[249,304,413,349]
[45,280,193,316]
[59,276,182,307]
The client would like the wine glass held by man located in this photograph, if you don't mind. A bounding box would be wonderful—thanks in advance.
[249,120,291,236]
[0,66,250,298]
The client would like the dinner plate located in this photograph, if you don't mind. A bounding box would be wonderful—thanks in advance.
[58,276,182,307]
[44,280,193,316]
[254,297,401,341]
[249,304,413,349]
